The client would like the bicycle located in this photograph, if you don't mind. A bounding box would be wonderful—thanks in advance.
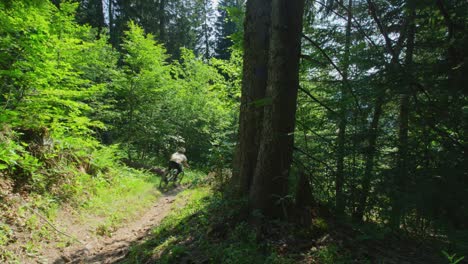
[159,168,184,188]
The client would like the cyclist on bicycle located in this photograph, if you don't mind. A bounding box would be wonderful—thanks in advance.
[168,147,189,181]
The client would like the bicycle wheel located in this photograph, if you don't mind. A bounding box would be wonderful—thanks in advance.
[176,171,185,185]
[159,172,168,188]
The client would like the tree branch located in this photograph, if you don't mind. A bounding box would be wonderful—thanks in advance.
[314,0,380,50]
[366,0,398,62]
[435,0,454,39]
[294,146,335,173]
[301,33,363,114]
[297,120,336,147]
[301,53,328,68]
[409,83,464,150]
[298,85,337,115]
[302,33,344,78]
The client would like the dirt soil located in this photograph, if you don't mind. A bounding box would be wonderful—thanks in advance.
[36,187,185,264]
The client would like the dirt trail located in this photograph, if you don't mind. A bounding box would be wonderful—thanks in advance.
[40,187,185,264]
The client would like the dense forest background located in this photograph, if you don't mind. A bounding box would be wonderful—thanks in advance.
[0,0,467,262]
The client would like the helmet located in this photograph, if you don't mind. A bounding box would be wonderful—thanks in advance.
[177,147,186,153]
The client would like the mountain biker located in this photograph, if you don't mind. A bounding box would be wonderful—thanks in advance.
[168,147,189,181]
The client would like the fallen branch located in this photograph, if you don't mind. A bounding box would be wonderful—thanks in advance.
[19,198,84,245]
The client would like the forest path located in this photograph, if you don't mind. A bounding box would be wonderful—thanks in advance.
[43,187,185,264]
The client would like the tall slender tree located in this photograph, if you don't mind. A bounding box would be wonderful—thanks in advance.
[335,0,353,218]
[214,0,241,59]
[391,2,415,229]
[194,0,216,59]
[76,0,105,38]
[158,0,166,44]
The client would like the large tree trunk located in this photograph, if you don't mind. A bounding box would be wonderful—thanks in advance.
[232,0,271,195]
[249,0,305,219]
[354,91,384,221]
[390,6,415,229]
[335,0,353,218]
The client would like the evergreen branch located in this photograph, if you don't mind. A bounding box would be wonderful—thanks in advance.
[297,120,336,147]
[298,85,337,115]
[314,0,380,50]
[294,146,335,173]
[301,33,363,114]
[366,0,398,62]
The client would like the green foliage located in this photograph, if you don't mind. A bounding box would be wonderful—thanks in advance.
[100,23,235,166]
[442,251,465,264]
[88,145,123,173]
[312,244,353,264]
[0,222,15,263]
[0,1,231,262]
[0,0,118,198]
[170,48,235,163]
[108,21,173,160]
[0,1,112,134]
[0,128,46,193]
[312,217,329,233]
[0,222,13,247]
[101,22,237,165]
[224,4,245,52]
[297,0,468,238]
[0,1,236,199]
[211,49,243,100]
[214,0,243,59]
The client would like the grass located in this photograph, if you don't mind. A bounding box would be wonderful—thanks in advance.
[0,194,58,263]
[158,169,207,189]
[3,164,456,264]
[122,186,298,264]
[0,164,165,262]
[78,167,161,235]
[118,178,452,264]
[53,166,209,240]
[0,222,16,263]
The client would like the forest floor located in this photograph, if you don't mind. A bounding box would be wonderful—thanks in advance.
[39,187,186,264]
[117,185,455,264]
[2,175,464,264]
[0,181,188,264]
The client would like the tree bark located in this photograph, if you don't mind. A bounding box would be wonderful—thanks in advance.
[158,0,166,44]
[232,0,271,195]
[354,91,384,221]
[97,0,105,37]
[249,0,305,218]
[390,5,415,229]
[108,0,116,46]
[335,0,353,218]
[203,0,211,59]
[354,0,408,222]
[295,171,314,226]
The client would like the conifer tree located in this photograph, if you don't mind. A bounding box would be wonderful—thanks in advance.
[214,0,241,59]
